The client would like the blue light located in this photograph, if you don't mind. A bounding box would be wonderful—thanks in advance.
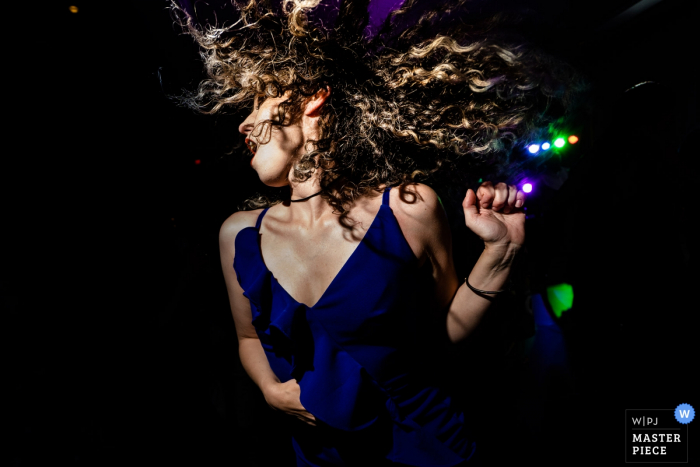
[528,144,540,154]
[541,142,551,150]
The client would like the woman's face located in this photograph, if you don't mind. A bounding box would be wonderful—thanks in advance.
[238,94,305,187]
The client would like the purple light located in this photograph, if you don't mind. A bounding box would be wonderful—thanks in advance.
[528,144,540,154]
[366,0,407,38]
[522,183,533,193]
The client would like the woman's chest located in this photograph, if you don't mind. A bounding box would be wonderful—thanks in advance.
[261,226,366,308]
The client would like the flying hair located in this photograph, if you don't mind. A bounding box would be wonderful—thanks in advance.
[172,0,586,216]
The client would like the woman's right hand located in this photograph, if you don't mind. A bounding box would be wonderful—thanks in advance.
[262,379,316,426]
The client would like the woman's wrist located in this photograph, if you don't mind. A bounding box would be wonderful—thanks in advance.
[259,377,281,397]
[481,241,520,272]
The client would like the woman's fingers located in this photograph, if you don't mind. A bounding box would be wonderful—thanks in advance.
[491,182,509,212]
[292,402,316,425]
[475,182,525,212]
[462,188,478,218]
[477,181,494,208]
[283,380,316,425]
[504,184,517,213]
[297,411,316,426]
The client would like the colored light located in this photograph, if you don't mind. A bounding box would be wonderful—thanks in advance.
[541,142,550,150]
[69,6,78,13]
[528,144,540,154]
[546,283,574,318]
[554,137,565,148]
[522,183,533,193]
[195,159,201,165]
[568,135,579,144]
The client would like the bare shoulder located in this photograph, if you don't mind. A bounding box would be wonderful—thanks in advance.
[390,183,444,223]
[219,209,264,248]
[389,183,450,263]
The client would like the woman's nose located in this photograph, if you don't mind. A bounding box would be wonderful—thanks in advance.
[238,121,254,135]
[239,113,255,135]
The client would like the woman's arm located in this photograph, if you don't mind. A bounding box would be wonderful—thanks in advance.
[219,212,316,425]
[393,182,525,344]
[445,182,525,342]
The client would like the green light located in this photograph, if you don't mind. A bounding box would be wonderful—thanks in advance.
[546,283,573,318]
[478,178,483,183]
[554,137,566,148]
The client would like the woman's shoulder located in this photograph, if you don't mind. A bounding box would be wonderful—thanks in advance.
[389,183,444,221]
[219,209,265,247]
[385,183,449,263]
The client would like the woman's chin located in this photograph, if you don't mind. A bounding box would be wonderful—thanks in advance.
[252,160,292,187]
[255,171,289,188]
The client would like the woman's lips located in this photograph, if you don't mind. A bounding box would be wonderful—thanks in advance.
[245,138,257,154]
[245,138,259,168]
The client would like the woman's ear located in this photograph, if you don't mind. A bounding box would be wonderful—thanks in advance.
[304,86,331,117]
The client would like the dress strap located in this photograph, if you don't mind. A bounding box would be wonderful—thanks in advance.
[255,208,269,230]
[382,186,392,206]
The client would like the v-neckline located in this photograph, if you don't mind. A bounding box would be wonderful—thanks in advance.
[256,204,385,309]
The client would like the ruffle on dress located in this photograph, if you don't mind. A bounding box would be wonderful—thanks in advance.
[233,204,475,465]
[234,227,382,431]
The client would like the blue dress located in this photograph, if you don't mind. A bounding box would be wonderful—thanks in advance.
[234,187,476,466]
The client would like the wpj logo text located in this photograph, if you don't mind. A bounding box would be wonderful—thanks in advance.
[625,404,693,463]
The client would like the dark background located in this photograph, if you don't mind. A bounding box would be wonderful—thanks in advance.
[6,0,698,465]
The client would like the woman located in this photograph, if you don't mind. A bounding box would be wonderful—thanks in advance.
[175,0,580,464]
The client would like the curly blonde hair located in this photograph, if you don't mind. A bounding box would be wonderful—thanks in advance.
[173,0,584,216]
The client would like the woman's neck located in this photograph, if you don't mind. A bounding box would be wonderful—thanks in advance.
[287,177,329,223]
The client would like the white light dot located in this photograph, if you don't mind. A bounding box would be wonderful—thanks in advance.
[522,183,533,193]
[528,144,540,154]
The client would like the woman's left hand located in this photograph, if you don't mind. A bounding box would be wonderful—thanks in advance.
[462,182,526,248]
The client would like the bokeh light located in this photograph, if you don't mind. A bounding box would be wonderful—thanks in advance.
[528,144,540,154]
[194,159,201,165]
[522,183,533,193]
[568,135,579,144]
[546,283,574,318]
[69,5,79,13]
[541,142,551,150]
[554,137,566,148]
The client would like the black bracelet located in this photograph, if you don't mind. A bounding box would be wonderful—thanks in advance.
[465,277,505,295]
